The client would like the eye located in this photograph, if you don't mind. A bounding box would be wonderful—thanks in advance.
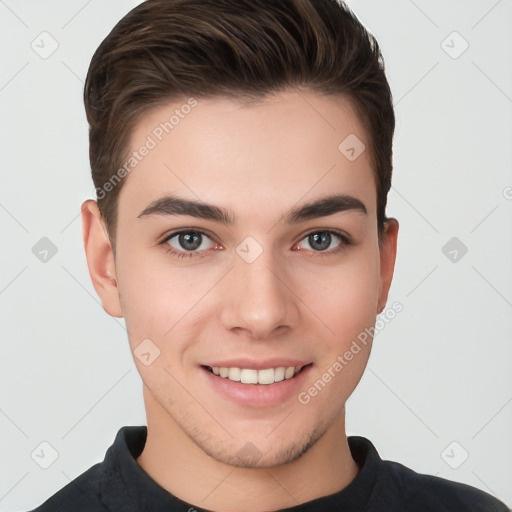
[160,228,351,260]
[295,229,351,257]
[161,230,219,259]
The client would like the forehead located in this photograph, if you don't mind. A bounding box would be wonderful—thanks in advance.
[117,89,376,223]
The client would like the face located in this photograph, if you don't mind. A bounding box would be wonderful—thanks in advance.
[86,88,398,468]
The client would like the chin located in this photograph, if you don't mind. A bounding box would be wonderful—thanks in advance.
[198,423,325,469]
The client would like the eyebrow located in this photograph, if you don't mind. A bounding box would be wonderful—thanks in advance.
[137,193,367,225]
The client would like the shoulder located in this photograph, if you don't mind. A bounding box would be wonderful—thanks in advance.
[28,462,107,512]
[348,436,508,512]
[381,458,509,512]
[27,425,146,512]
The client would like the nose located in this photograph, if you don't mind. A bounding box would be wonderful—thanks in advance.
[219,246,300,340]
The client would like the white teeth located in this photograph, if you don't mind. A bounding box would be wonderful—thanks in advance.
[257,368,274,385]
[240,369,258,384]
[209,365,303,384]
[228,367,241,381]
[274,367,285,382]
[284,367,295,379]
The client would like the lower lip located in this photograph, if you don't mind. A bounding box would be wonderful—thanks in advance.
[201,364,313,408]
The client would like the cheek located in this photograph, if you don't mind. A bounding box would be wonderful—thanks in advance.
[115,249,181,341]
[297,244,381,342]
[115,246,219,357]
[296,251,380,408]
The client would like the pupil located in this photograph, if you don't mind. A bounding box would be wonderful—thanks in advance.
[180,232,201,250]
[310,232,330,251]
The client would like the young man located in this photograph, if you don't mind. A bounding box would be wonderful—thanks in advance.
[31,0,508,510]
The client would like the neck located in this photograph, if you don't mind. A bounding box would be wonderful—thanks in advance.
[137,387,359,511]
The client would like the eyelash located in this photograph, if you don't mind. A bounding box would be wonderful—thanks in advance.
[160,229,352,259]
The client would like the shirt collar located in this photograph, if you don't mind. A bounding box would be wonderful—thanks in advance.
[100,425,381,511]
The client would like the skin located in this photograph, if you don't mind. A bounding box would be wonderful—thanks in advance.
[82,88,399,511]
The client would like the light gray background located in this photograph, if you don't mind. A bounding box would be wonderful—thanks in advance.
[1,1,511,510]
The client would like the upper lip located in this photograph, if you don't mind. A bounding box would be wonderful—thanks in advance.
[202,358,312,370]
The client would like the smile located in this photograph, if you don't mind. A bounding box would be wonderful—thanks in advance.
[203,364,311,385]
[201,362,313,407]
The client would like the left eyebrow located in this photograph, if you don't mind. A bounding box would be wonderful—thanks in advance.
[137,193,367,224]
[285,194,367,223]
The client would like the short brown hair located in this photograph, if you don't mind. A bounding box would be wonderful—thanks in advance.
[84,0,395,249]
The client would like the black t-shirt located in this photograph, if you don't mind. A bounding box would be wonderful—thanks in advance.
[29,425,508,512]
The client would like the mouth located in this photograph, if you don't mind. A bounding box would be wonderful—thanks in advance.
[200,362,314,407]
[202,363,313,385]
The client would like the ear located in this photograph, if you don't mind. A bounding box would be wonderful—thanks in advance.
[81,199,123,318]
[377,218,399,314]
